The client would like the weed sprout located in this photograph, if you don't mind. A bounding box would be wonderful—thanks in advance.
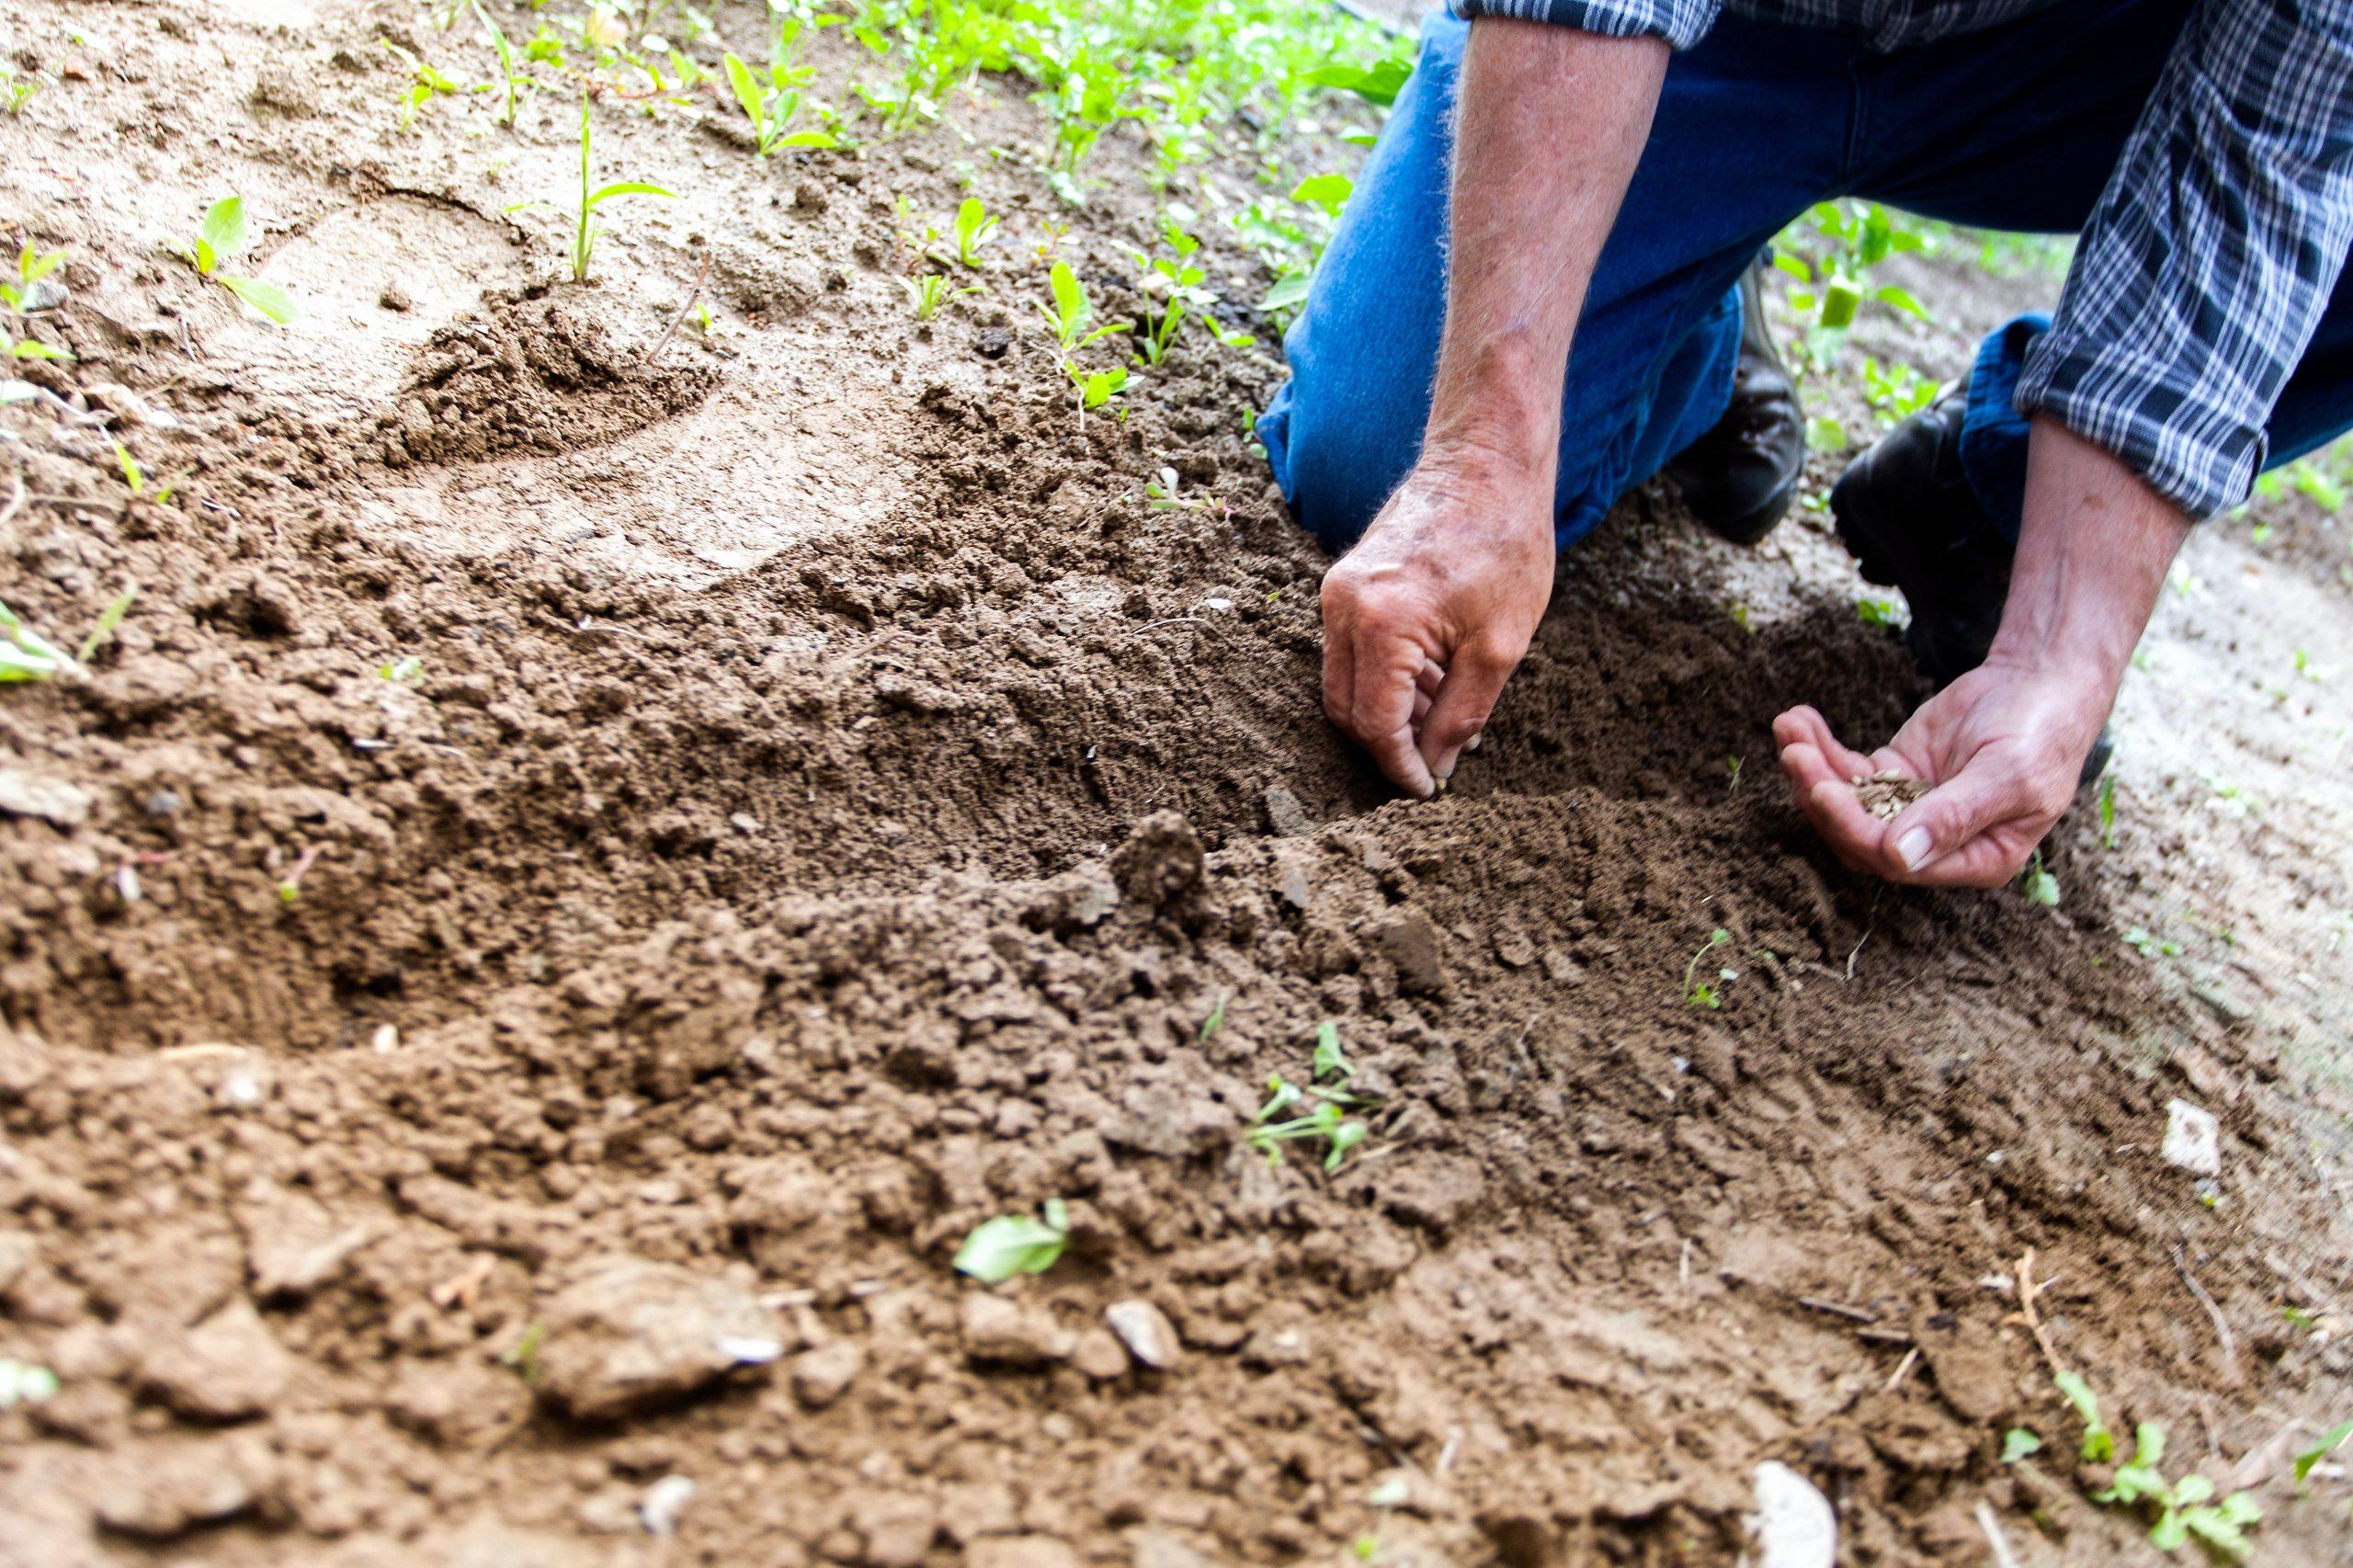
[506,99,674,285]
[171,197,297,326]
[1683,927,1732,1008]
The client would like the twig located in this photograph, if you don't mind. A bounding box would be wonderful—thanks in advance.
[645,253,711,365]
[1883,1346,1920,1392]
[1799,1295,1879,1324]
[157,1042,252,1061]
[1845,928,1870,982]
[1130,616,1205,635]
[2011,1247,2068,1379]
[1973,1502,2025,1568]
[2169,1244,2242,1386]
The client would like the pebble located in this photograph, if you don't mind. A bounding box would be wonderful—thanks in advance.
[0,768,93,828]
[639,1473,696,1536]
[1262,786,1310,837]
[1068,1326,1129,1381]
[960,1293,1073,1366]
[534,1255,787,1420]
[1376,912,1446,994]
[2162,1098,2222,1176]
[94,1439,268,1538]
[137,1301,294,1422]
[789,1341,863,1409]
[1103,1299,1182,1371]
[1747,1460,1836,1568]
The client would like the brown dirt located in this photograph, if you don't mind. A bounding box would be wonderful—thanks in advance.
[2,4,2350,1566]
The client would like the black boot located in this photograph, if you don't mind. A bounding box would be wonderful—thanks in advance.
[1662,256,1805,546]
[1831,384,2113,783]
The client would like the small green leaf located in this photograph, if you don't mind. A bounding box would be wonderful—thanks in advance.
[219,275,297,325]
[1770,252,1813,283]
[952,1209,1068,1282]
[2000,1427,2042,1463]
[1312,1020,1352,1081]
[2296,1418,2353,1484]
[2134,1422,2167,1469]
[723,52,766,133]
[1290,173,1352,217]
[1874,284,1929,320]
[76,584,137,665]
[1197,994,1226,1044]
[198,196,247,264]
[773,130,836,148]
[1302,59,1411,107]
[585,181,675,209]
[1049,259,1086,328]
[1257,272,1310,313]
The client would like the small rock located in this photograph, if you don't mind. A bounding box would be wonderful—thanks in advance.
[93,1440,267,1539]
[1376,912,1446,994]
[379,282,415,312]
[1109,810,1205,906]
[1492,927,1537,969]
[973,324,1011,358]
[967,1538,1084,1568]
[0,769,93,828]
[1747,1460,1836,1568]
[2163,1098,2221,1176]
[1540,949,1585,985]
[1240,1326,1311,1369]
[1262,786,1310,837]
[961,1293,1073,1367]
[728,812,760,834]
[535,1255,786,1421]
[1274,852,1312,910]
[142,789,183,818]
[1068,1326,1129,1381]
[850,1491,938,1568]
[138,1301,295,1422]
[789,1341,863,1409]
[640,1473,696,1536]
[1104,1300,1182,1370]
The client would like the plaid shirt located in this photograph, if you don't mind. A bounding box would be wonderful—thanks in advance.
[1453,0,2353,519]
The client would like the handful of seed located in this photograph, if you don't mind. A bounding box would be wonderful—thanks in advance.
[1852,768,1929,821]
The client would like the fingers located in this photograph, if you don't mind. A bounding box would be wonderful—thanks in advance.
[1771,706,1882,783]
[1320,592,1356,734]
[1350,635,1437,799]
[1418,635,1518,782]
[1882,761,2052,887]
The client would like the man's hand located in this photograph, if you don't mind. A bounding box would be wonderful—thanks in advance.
[1773,653,2109,885]
[1322,457,1557,796]
[1779,416,2189,886]
[1313,21,1667,796]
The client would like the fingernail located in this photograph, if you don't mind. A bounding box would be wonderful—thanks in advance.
[1895,826,1933,869]
[1464,733,1483,753]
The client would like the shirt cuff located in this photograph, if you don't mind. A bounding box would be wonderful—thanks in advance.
[1449,0,1719,51]
[2013,329,2266,522]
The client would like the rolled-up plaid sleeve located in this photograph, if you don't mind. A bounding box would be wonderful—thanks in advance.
[2015,0,2353,519]
[1449,0,1720,51]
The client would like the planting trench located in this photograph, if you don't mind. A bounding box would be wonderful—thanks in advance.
[2,3,2351,1564]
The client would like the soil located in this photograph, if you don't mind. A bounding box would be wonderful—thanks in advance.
[3,3,2351,1566]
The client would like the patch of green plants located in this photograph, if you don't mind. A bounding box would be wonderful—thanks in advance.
[1,243,71,363]
[1,62,48,115]
[384,40,468,132]
[170,197,297,326]
[1683,926,1732,1008]
[1859,355,1937,426]
[1248,1022,1371,1172]
[508,98,675,285]
[2067,1401,2263,1560]
[0,586,134,682]
[2121,925,2181,959]
[1131,223,1254,365]
[1773,200,1930,365]
[953,1198,1070,1281]
[722,31,835,154]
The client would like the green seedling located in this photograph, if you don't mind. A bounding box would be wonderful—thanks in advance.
[1037,260,1126,349]
[2295,1418,2351,1487]
[471,0,531,125]
[2001,1427,2042,1463]
[1198,993,1226,1044]
[275,844,322,903]
[722,49,835,154]
[904,271,955,320]
[1860,355,1937,426]
[2,62,48,115]
[953,1199,1069,1281]
[384,40,467,131]
[1290,172,1352,219]
[953,197,1000,267]
[2021,849,2060,907]
[1684,927,1732,1008]
[1132,224,1253,366]
[2122,926,2181,959]
[1064,358,1127,414]
[2097,773,2118,847]
[1805,413,1848,452]
[508,99,675,284]
[0,1358,59,1408]
[501,1321,546,1381]
[1726,755,1744,793]
[171,197,297,326]
[2093,1421,2263,1558]
[1248,1024,1373,1172]
[380,655,425,684]
[2055,1370,2114,1461]
[1,243,71,362]
[1,585,133,682]
[1858,596,1904,628]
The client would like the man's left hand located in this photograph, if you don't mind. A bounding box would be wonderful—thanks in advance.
[1772,651,2113,888]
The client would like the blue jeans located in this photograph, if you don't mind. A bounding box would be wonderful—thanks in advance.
[1260,0,2353,552]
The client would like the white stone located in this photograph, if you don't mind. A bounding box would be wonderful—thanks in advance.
[2163,1098,2221,1176]
[639,1474,695,1536]
[1747,1460,1836,1568]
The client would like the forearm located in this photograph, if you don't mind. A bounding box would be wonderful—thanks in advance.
[1424,21,1667,481]
[1987,416,2193,687]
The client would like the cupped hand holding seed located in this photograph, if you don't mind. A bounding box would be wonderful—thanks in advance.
[1773,655,2109,888]
[1319,462,1557,797]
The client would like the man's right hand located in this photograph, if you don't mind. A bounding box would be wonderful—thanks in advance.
[1319,454,1557,797]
